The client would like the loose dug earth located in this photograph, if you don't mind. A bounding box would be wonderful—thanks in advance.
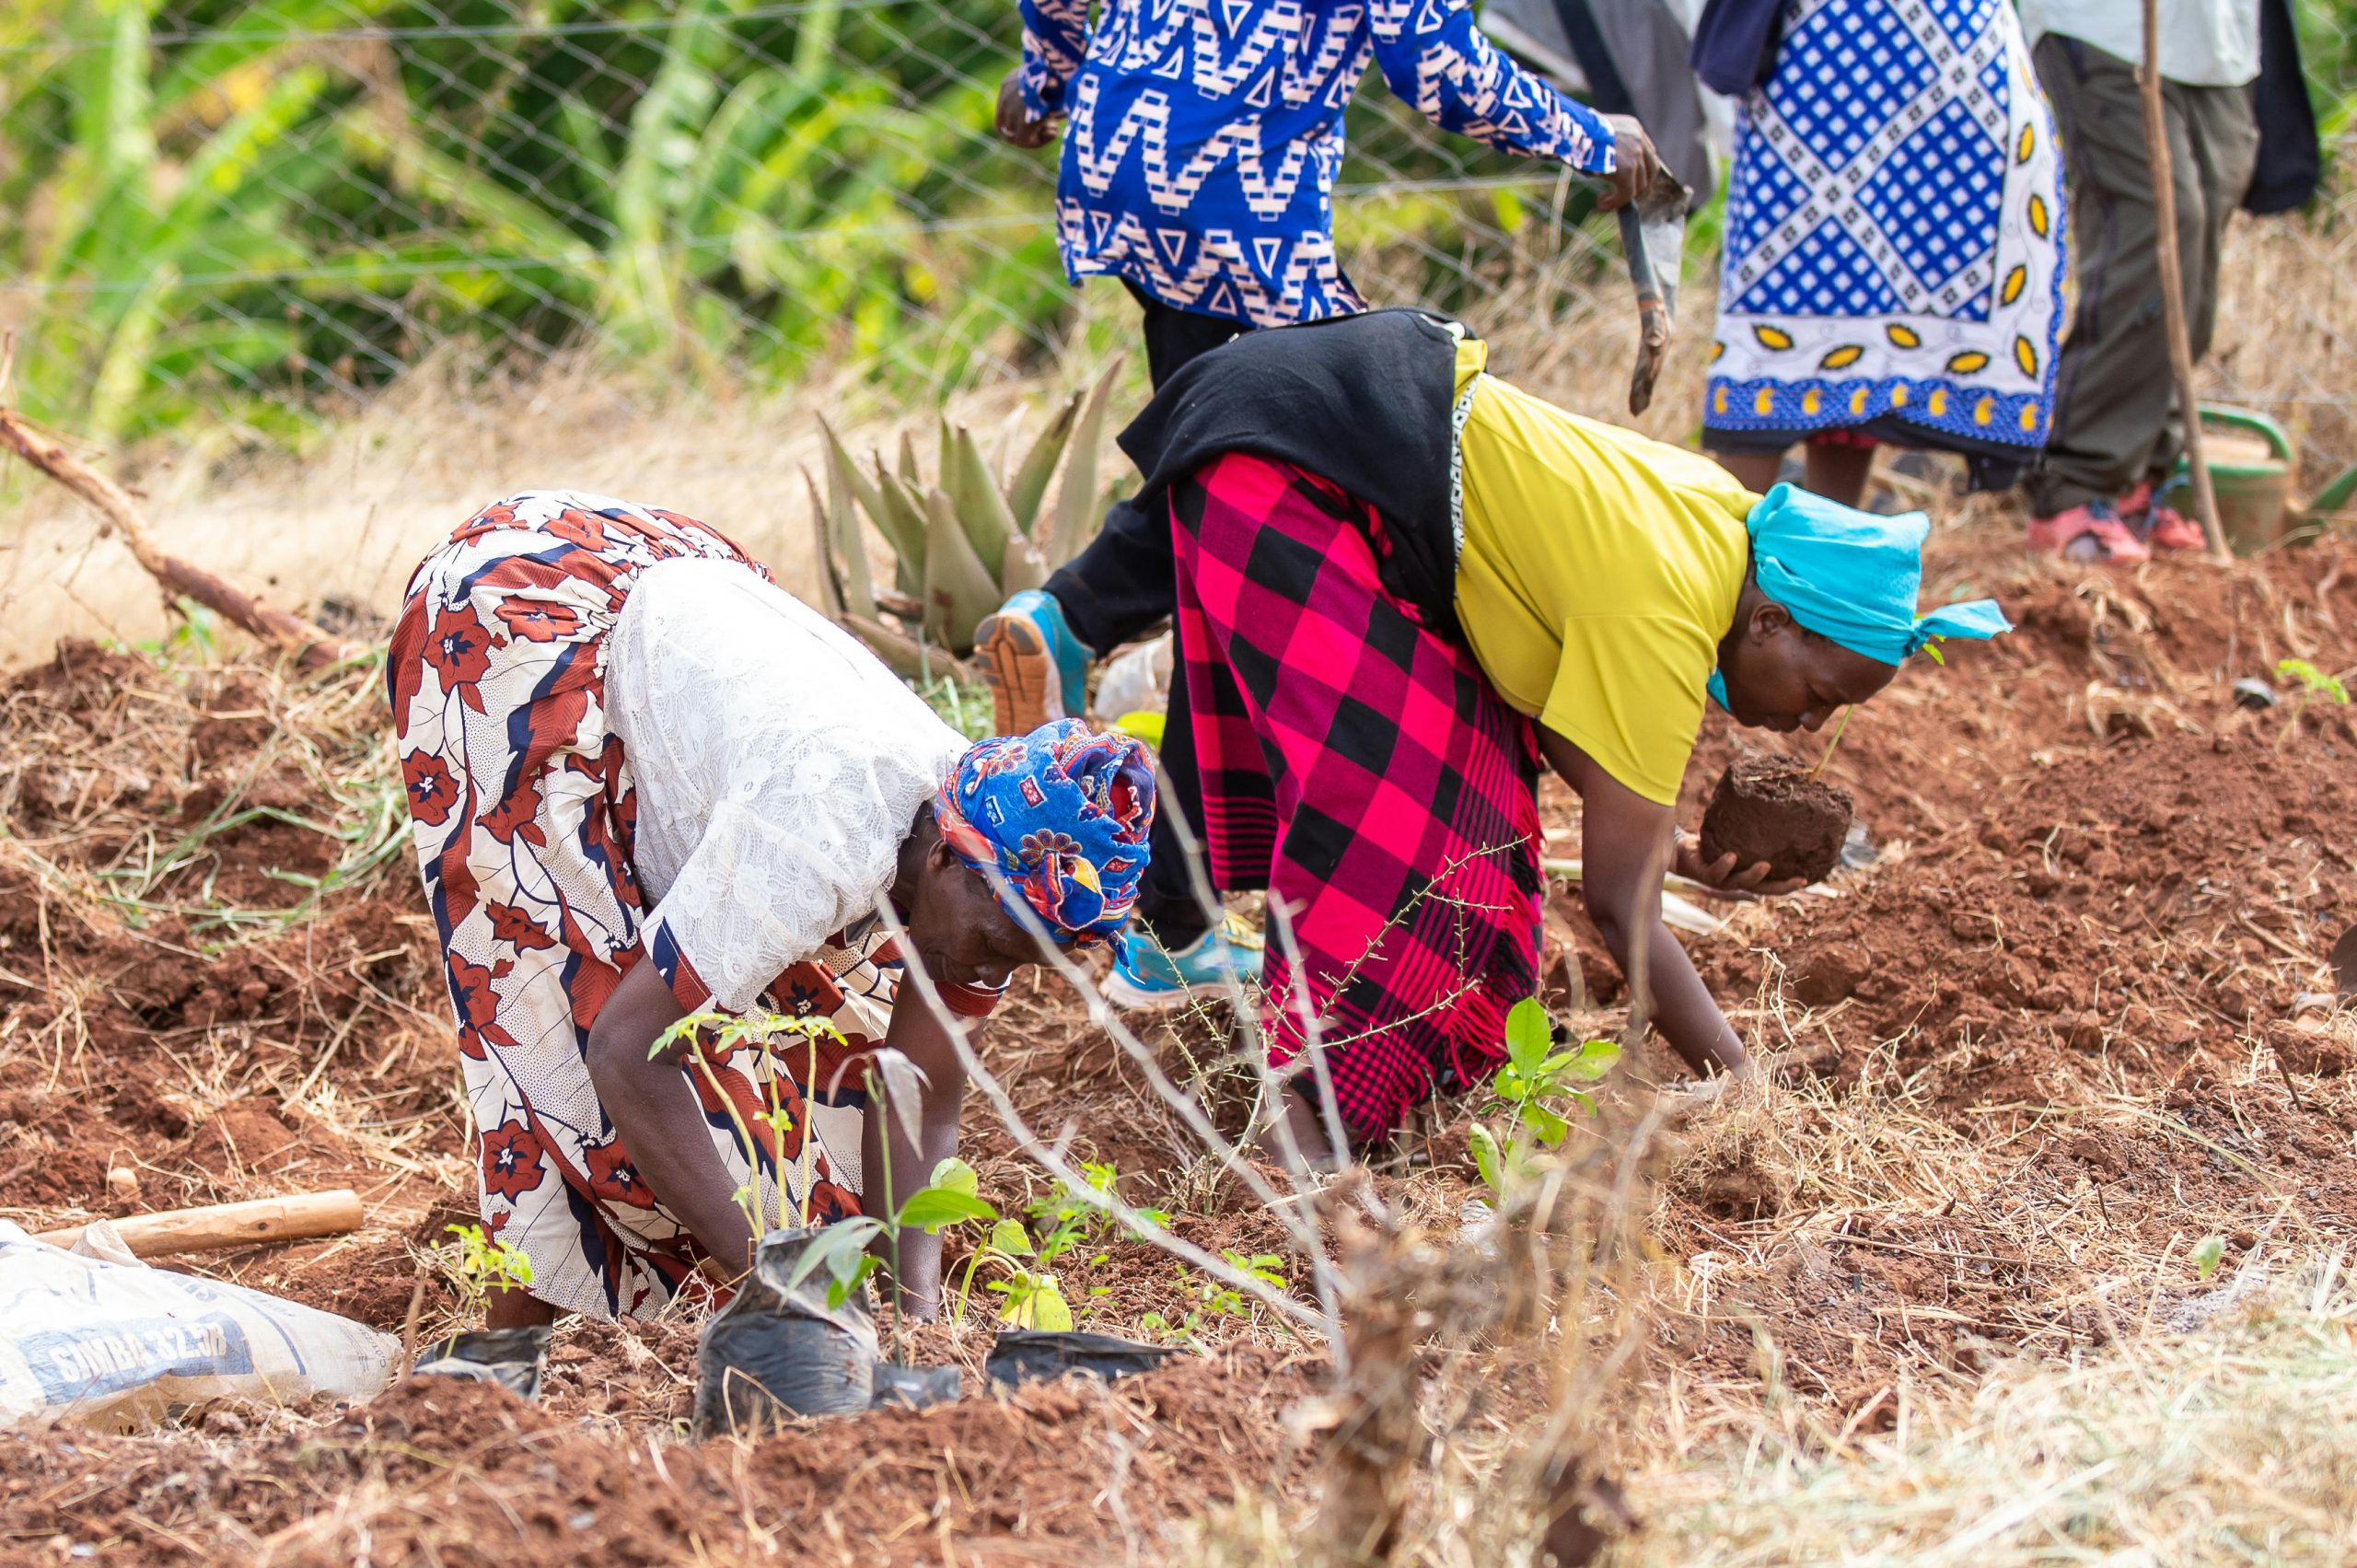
[0,1346,1313,1565]
[2,525,2355,1560]
[1697,755,1854,885]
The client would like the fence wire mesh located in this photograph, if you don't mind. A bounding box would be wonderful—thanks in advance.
[0,0,1643,453]
[0,0,2351,469]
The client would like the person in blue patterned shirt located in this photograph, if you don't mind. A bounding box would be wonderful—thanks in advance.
[998,0,1649,333]
[981,0,1659,1009]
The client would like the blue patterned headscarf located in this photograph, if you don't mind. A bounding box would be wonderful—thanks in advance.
[935,720,1156,943]
[1710,483,2014,708]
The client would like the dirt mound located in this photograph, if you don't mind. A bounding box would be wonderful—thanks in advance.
[1678,540,2357,841]
[1705,730,2353,1108]
[0,644,454,1324]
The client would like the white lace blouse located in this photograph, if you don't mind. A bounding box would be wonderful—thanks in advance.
[603,557,967,1013]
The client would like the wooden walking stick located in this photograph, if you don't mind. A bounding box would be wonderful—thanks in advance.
[2140,0,2234,562]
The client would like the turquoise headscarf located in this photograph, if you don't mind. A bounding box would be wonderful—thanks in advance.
[1708,483,2012,709]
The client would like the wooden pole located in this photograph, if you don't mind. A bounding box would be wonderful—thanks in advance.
[0,406,365,668]
[35,1190,366,1259]
[2140,0,2233,561]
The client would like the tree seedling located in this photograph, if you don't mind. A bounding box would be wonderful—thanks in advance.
[1141,1251,1290,1345]
[2191,1233,2226,1281]
[439,1223,533,1319]
[2274,657,2349,745]
[944,1160,1166,1330]
[649,1007,850,1241]
[779,1155,999,1363]
[1468,998,1620,1200]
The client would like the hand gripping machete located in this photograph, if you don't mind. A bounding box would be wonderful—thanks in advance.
[1614,166,1689,415]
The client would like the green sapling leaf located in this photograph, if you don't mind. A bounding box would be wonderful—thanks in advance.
[2191,1234,2226,1281]
[1504,997,1552,1077]
[1569,1039,1622,1081]
[1469,1122,1504,1192]
[781,1218,882,1295]
[895,1187,998,1233]
[988,1216,1035,1258]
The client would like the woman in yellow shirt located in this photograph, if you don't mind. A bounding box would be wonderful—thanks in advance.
[1120,308,2009,1158]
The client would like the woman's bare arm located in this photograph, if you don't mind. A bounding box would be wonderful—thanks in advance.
[864,997,972,1318]
[1534,726,1748,1076]
[585,959,759,1278]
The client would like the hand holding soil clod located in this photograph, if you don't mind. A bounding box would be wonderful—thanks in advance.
[1696,756,1855,889]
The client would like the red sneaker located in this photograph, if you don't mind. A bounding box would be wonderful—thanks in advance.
[2119,482,2206,552]
[2026,501,2152,563]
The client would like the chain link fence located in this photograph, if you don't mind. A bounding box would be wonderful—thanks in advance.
[0,0,1643,455]
[1,0,2351,476]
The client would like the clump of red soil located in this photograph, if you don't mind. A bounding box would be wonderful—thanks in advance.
[1699,756,1853,885]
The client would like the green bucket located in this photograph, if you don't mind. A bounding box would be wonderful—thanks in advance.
[2156,407,2295,555]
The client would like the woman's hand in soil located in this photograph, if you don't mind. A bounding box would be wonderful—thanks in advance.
[1673,833,1808,900]
[994,70,1060,148]
[865,998,972,1320]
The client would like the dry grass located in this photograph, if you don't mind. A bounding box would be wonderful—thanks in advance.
[1627,1261,2357,1565]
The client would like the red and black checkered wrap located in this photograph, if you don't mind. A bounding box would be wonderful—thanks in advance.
[1170,452,1545,1142]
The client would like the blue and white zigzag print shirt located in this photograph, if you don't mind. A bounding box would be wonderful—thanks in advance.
[1020,0,1620,328]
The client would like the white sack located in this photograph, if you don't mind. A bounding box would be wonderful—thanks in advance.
[0,1218,398,1430]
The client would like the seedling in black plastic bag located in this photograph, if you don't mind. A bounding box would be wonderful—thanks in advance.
[778,1154,997,1363]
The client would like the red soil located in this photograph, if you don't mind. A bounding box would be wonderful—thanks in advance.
[2,529,2354,1548]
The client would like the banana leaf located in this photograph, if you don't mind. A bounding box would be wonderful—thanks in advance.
[86,262,176,445]
[1005,390,1082,537]
[1047,357,1126,570]
[946,423,1016,580]
[155,0,395,119]
[921,484,1003,654]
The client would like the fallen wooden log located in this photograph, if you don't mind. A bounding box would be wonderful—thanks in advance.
[0,405,364,668]
[36,1190,366,1259]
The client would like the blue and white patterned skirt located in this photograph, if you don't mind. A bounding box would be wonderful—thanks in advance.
[1703,0,2065,471]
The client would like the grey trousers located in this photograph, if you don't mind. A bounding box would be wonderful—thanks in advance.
[2026,35,2260,517]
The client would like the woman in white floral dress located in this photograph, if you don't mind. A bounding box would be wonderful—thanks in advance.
[389,491,1155,1323]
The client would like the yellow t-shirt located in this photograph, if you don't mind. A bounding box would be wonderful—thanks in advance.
[1452,337,1755,806]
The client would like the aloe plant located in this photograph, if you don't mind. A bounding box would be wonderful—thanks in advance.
[808,359,1123,667]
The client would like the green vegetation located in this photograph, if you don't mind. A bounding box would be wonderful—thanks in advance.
[1,0,1624,449]
[1467,997,1620,1201]
[812,366,1121,660]
[436,1221,534,1316]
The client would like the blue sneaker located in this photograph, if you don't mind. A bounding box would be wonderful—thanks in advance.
[1105,915,1265,1012]
[974,588,1089,735]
